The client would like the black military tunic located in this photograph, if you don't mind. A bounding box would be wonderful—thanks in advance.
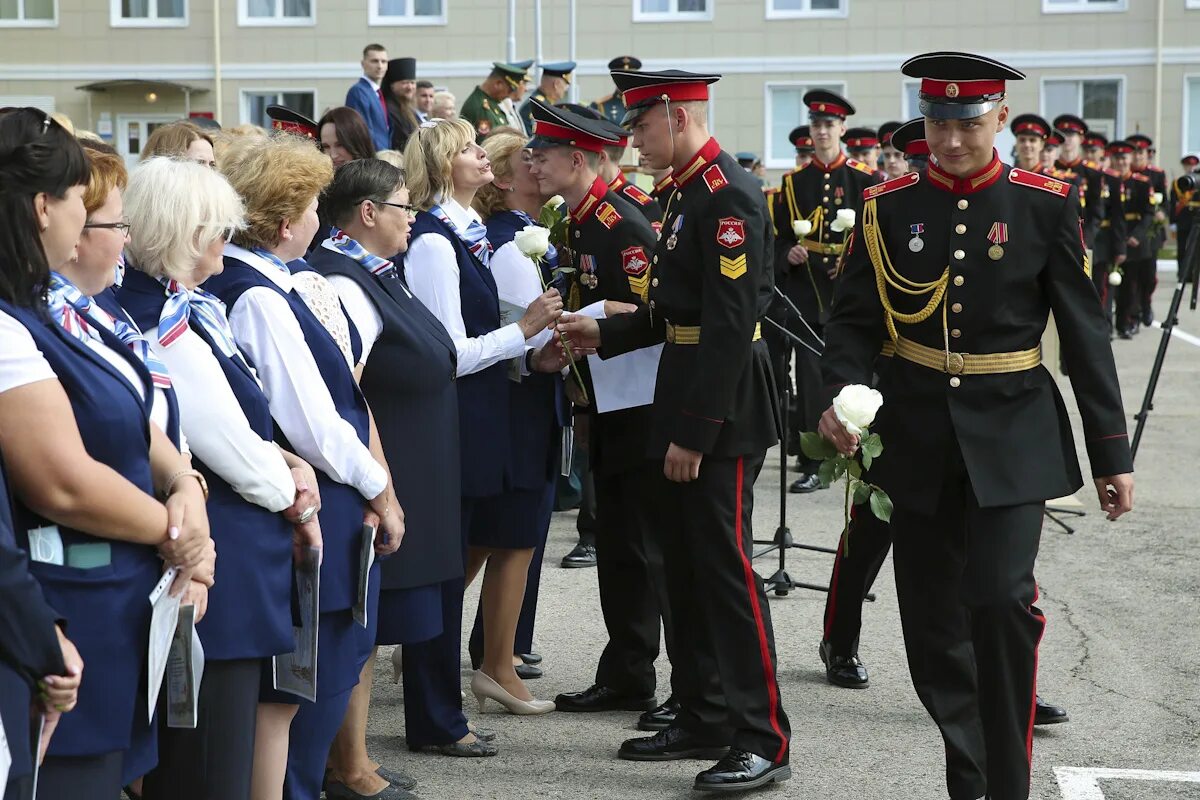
[1115,169,1155,330]
[607,172,665,231]
[1055,157,1107,245]
[1171,172,1200,277]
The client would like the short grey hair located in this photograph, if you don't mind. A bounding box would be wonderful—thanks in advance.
[123,156,245,281]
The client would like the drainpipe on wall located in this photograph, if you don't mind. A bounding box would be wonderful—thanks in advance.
[1153,0,1164,148]
[213,0,224,123]
[534,0,542,74]
[568,0,577,104]
[506,0,516,63]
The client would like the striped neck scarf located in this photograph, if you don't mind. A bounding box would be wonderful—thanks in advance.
[322,227,397,279]
[155,276,241,361]
[46,272,172,389]
[251,247,292,275]
[430,204,492,267]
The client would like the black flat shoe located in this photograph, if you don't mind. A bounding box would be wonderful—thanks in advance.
[820,640,869,688]
[515,663,543,679]
[408,739,499,757]
[374,766,417,791]
[694,749,791,793]
[519,652,542,665]
[618,726,730,762]
[1034,695,1069,725]
[638,696,680,730]
[560,541,597,568]
[325,779,416,800]
[468,724,497,742]
[555,684,658,713]
[789,473,824,494]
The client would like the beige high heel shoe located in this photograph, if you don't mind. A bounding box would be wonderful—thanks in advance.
[470,671,555,716]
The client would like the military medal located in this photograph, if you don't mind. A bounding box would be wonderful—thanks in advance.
[909,223,925,252]
[666,213,684,250]
[987,221,1008,261]
[835,186,844,206]
[579,254,598,289]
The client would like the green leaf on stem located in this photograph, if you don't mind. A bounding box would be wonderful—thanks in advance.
[848,459,862,480]
[832,456,848,482]
[861,450,873,471]
[861,433,883,459]
[800,431,838,461]
[817,458,836,488]
[868,487,894,522]
[851,479,871,506]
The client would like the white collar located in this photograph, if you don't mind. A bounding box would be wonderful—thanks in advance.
[436,196,481,235]
[224,243,295,291]
[362,75,382,92]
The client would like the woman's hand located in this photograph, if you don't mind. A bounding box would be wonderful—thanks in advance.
[182,580,210,623]
[293,517,323,566]
[531,342,569,373]
[158,478,211,579]
[284,464,322,524]
[603,300,638,317]
[40,626,83,714]
[367,489,405,556]
[518,288,564,339]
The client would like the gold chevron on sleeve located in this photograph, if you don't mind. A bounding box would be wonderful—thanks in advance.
[719,253,748,279]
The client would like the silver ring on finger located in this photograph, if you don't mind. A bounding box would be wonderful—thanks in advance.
[298,506,317,524]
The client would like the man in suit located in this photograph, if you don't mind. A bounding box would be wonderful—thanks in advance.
[344,43,391,151]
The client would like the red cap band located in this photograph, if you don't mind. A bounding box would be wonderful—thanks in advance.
[1057,120,1086,133]
[272,119,316,139]
[906,140,930,157]
[1014,122,1046,136]
[621,81,710,108]
[1108,143,1133,155]
[920,78,1005,99]
[532,119,610,153]
[845,136,879,148]
[808,100,849,117]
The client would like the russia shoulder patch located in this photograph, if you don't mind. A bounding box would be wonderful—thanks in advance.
[596,202,622,229]
[621,246,650,276]
[622,183,653,204]
[716,216,746,249]
[703,164,729,193]
[1008,167,1071,197]
[863,172,919,200]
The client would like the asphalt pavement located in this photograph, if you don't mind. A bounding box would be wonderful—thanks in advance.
[363,275,1200,800]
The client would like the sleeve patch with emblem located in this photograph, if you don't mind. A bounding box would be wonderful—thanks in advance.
[621,246,650,276]
[703,164,728,194]
[715,216,746,249]
[596,202,622,229]
[719,254,748,280]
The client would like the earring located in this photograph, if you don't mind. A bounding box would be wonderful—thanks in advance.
[40,224,48,232]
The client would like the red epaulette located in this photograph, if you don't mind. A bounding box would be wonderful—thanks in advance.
[863,171,919,200]
[703,164,729,194]
[1147,165,1165,174]
[1008,167,1072,198]
[1130,172,1151,183]
[846,158,875,175]
[621,183,654,205]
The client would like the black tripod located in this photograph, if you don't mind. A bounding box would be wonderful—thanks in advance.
[1130,221,1200,461]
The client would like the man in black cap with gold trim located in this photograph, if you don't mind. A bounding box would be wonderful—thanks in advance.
[590,56,642,125]
[559,68,791,794]
[519,62,576,134]
[878,121,907,179]
[820,51,1134,800]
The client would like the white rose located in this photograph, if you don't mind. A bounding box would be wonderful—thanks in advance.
[1108,270,1123,286]
[792,219,813,238]
[833,384,883,436]
[830,208,857,233]
[514,225,551,261]
[1151,192,1164,206]
[545,195,566,211]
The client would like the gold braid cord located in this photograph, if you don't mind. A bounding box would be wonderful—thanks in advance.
[862,197,950,344]
[784,173,829,311]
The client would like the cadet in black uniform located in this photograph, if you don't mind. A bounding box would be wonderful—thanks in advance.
[1054,115,1108,248]
[1129,134,1168,324]
[1093,141,1129,325]
[559,69,791,794]
[521,100,676,723]
[878,121,907,179]
[1110,140,1156,338]
[1171,154,1200,281]
[789,125,814,169]
[820,53,1134,800]
[843,127,887,181]
[773,90,881,493]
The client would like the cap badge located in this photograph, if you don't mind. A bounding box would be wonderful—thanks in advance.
[817,103,826,112]
[946,83,960,98]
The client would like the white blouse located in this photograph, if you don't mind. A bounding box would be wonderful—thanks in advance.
[0,310,55,394]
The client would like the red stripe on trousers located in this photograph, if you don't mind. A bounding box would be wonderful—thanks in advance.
[733,456,789,763]
[1025,583,1047,771]
[823,504,858,640]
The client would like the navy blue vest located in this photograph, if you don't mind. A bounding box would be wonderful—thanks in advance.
[202,254,369,612]
[0,299,161,759]
[399,212,511,497]
[117,270,295,659]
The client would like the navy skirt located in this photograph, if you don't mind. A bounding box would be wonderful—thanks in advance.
[465,487,552,550]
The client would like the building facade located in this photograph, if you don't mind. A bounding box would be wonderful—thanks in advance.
[2,0,1199,178]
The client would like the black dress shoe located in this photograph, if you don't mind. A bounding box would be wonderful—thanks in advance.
[519,652,542,665]
[638,697,680,731]
[694,749,791,792]
[789,473,825,494]
[819,640,869,688]
[408,739,499,757]
[1117,328,1133,340]
[618,726,730,762]
[555,684,657,713]
[1034,695,1069,725]
[560,541,597,568]
[1141,309,1154,326]
[515,663,543,679]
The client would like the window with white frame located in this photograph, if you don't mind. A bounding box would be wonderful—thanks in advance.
[369,0,445,25]
[764,81,845,169]
[634,0,711,22]
[1188,0,1200,9]
[901,79,921,120]
[242,90,317,130]
[112,0,187,26]
[0,0,56,26]
[1042,0,1125,13]
[1185,77,1200,154]
[240,0,313,25]
[767,0,845,18]
[1041,77,1122,140]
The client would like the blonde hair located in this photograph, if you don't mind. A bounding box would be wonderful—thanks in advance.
[211,124,268,161]
[431,92,457,120]
[375,149,405,168]
[218,134,333,250]
[50,112,74,136]
[140,120,213,161]
[123,157,245,281]
[80,144,128,215]
[473,131,528,220]
[402,117,476,211]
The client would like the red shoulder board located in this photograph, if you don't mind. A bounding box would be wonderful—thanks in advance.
[621,246,650,276]
[846,158,874,175]
[1008,167,1071,198]
[863,171,919,200]
[596,202,622,229]
[621,183,653,205]
[1130,173,1151,183]
[703,164,729,194]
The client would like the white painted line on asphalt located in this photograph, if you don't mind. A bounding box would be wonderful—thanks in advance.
[1150,320,1200,348]
[1055,767,1200,799]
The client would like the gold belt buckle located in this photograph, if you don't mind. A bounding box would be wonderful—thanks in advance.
[946,352,965,375]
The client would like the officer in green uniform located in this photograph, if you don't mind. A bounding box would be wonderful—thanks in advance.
[460,62,528,139]
[590,56,642,125]
[821,52,1134,800]
[518,62,576,134]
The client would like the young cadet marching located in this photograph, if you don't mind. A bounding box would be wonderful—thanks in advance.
[1109,139,1157,338]
[558,69,791,794]
[521,99,680,730]
[1053,115,1108,247]
[820,53,1134,800]
[773,90,882,494]
[1128,134,1168,322]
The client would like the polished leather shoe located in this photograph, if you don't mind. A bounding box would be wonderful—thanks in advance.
[408,739,499,757]
[560,541,597,568]
[694,749,791,792]
[1117,328,1134,340]
[819,640,869,688]
[519,652,542,665]
[555,684,657,713]
[618,726,730,762]
[1142,309,1155,326]
[1034,695,1069,725]
[789,473,824,494]
[515,663,543,680]
[375,766,417,791]
[638,696,680,731]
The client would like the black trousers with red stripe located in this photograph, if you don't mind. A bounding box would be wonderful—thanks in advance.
[890,445,1045,800]
[822,510,893,657]
[649,452,791,763]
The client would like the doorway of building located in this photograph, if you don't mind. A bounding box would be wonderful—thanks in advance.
[116,115,179,166]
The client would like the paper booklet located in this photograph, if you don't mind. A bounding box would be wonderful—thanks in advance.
[273,546,321,702]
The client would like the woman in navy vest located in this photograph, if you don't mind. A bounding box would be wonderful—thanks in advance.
[402,118,564,716]
[206,133,404,800]
[467,130,569,679]
[118,156,325,800]
[0,108,211,799]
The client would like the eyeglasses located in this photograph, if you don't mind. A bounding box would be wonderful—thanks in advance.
[84,221,132,235]
[375,200,417,216]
